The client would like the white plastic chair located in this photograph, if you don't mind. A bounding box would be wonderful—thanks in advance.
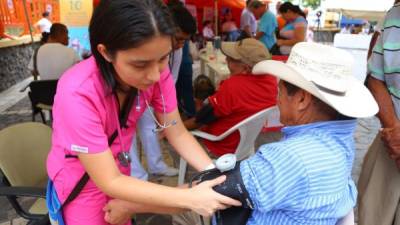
[178,106,279,185]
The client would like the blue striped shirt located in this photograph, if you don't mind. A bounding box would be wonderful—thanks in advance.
[240,120,357,225]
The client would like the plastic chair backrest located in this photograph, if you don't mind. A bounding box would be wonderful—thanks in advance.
[233,107,276,160]
[0,122,51,187]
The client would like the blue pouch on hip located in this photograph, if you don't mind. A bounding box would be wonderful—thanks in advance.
[46,180,65,225]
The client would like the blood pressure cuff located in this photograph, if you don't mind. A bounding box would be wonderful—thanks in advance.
[195,162,253,225]
[195,103,217,125]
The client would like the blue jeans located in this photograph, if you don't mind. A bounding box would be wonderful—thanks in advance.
[176,62,195,117]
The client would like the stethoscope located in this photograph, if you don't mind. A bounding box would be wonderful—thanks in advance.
[115,83,177,167]
[136,84,177,132]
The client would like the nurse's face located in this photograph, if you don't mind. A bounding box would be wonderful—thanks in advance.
[98,35,172,90]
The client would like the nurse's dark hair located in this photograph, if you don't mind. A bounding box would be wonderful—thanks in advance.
[89,0,175,91]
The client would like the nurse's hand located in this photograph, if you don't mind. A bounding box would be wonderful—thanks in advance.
[186,175,241,217]
[103,199,133,225]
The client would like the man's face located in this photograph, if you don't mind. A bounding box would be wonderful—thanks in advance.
[252,6,266,19]
[173,30,190,50]
[277,80,297,126]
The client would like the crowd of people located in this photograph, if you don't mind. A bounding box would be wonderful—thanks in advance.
[10,0,399,224]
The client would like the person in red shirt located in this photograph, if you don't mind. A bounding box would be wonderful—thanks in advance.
[184,38,277,156]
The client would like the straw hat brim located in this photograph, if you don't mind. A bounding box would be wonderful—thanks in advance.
[253,60,379,118]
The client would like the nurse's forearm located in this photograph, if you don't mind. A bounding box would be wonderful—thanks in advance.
[107,176,192,210]
[78,151,194,209]
[119,200,186,214]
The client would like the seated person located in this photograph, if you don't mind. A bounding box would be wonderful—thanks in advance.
[221,8,241,42]
[202,20,215,41]
[101,43,372,225]
[173,42,379,225]
[28,23,80,80]
[193,74,215,111]
[184,38,278,157]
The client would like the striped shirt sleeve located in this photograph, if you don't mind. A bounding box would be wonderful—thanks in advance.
[368,34,385,81]
[240,143,309,212]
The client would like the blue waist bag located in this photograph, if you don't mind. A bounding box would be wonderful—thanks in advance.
[46,180,65,225]
[45,173,89,225]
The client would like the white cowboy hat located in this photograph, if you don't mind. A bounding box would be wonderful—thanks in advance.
[252,42,378,118]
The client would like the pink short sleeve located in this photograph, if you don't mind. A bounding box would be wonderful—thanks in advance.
[151,68,177,114]
[53,90,109,154]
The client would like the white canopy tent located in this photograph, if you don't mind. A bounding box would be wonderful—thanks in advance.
[322,0,394,21]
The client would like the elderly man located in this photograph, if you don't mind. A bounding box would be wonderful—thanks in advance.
[175,42,378,225]
[184,38,277,157]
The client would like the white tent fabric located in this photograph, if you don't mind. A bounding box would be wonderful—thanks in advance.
[323,0,394,21]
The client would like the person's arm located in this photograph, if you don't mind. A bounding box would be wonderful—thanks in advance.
[103,182,220,224]
[277,25,306,46]
[242,12,254,38]
[243,25,253,38]
[78,150,240,217]
[240,144,309,212]
[367,76,400,128]
[102,194,191,224]
[367,31,380,59]
[183,117,199,130]
[368,76,400,164]
[184,102,218,130]
[255,31,265,40]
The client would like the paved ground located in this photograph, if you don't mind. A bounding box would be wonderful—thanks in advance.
[0,62,381,224]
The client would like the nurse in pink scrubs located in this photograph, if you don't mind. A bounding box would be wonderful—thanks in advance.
[46,0,240,224]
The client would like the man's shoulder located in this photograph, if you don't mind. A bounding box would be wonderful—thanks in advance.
[220,74,250,86]
[264,11,276,19]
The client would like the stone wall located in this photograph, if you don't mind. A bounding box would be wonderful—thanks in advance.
[0,43,38,92]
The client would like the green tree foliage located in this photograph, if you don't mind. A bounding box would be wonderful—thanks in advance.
[284,0,321,9]
[302,0,321,9]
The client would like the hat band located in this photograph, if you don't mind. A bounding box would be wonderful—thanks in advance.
[312,82,346,96]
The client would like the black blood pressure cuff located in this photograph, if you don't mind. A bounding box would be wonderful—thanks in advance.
[193,162,253,225]
[195,103,218,125]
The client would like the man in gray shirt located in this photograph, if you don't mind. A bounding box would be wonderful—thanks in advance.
[240,0,257,38]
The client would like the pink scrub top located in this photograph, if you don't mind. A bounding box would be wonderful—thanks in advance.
[46,57,177,224]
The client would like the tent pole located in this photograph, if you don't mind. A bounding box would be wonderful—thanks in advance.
[214,0,218,36]
[22,0,34,43]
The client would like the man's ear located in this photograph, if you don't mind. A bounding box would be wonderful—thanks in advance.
[297,90,312,111]
[97,44,113,62]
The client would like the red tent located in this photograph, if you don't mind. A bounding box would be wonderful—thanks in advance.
[184,0,245,33]
[93,0,246,34]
